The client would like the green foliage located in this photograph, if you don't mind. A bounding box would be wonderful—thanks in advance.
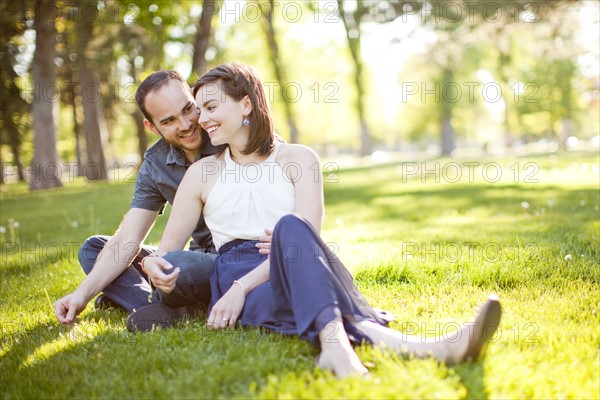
[1,151,598,398]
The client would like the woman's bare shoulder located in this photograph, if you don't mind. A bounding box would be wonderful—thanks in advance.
[277,143,320,164]
[188,154,222,174]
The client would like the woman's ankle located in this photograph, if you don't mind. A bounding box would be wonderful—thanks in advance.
[317,319,368,378]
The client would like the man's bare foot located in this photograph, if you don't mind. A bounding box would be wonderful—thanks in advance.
[316,344,368,378]
[445,294,502,363]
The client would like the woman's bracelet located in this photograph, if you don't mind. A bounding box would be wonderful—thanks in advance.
[233,280,246,295]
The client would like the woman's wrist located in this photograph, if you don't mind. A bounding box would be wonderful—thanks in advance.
[233,280,247,295]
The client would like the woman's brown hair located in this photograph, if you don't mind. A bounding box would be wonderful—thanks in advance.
[193,62,274,155]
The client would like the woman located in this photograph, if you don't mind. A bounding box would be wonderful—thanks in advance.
[142,63,502,378]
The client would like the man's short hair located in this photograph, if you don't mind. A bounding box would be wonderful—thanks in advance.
[136,70,189,124]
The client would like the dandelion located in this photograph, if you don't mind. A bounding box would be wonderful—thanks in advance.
[7,219,20,242]
[564,254,572,261]
[0,226,5,234]
[580,200,586,206]
[71,221,80,228]
[547,199,556,207]
[521,201,530,209]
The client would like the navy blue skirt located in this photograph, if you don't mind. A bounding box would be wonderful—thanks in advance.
[209,214,393,346]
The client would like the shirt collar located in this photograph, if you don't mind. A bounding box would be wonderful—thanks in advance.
[166,144,190,167]
[165,138,218,167]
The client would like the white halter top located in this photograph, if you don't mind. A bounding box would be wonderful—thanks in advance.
[203,143,296,250]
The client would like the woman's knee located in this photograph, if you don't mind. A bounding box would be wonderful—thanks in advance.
[275,214,309,234]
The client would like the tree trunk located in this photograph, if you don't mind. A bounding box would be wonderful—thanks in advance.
[0,148,4,184]
[440,68,456,156]
[287,118,299,144]
[4,122,26,182]
[560,118,571,150]
[69,66,83,175]
[496,27,513,148]
[78,69,109,180]
[503,105,512,148]
[190,0,216,80]
[30,0,62,190]
[260,0,300,143]
[77,0,108,181]
[133,108,147,161]
[10,141,25,182]
[338,1,372,156]
[352,44,372,156]
[441,117,456,156]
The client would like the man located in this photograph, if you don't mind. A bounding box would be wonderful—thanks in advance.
[55,71,224,332]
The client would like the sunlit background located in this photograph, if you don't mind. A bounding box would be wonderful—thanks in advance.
[1,0,598,186]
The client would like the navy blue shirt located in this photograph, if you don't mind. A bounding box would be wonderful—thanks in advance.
[130,136,217,251]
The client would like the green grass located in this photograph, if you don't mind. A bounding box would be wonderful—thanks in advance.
[1,151,599,399]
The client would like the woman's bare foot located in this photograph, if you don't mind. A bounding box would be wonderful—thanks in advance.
[317,320,368,378]
[317,344,368,378]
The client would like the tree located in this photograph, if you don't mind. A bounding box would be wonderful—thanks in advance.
[472,0,580,148]
[420,0,481,155]
[258,0,300,143]
[535,1,583,149]
[190,0,217,79]
[75,0,109,181]
[0,1,29,183]
[56,17,84,175]
[115,1,203,163]
[335,1,421,156]
[470,0,584,146]
[30,0,62,190]
[336,0,371,156]
[0,63,29,183]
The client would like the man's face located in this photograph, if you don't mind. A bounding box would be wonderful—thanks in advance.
[143,79,202,160]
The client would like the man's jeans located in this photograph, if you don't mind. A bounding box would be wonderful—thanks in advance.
[78,235,217,313]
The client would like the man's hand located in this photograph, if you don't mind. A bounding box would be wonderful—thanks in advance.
[256,228,273,255]
[55,293,88,325]
[143,256,180,293]
[207,283,245,330]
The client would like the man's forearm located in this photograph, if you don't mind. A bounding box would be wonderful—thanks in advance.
[74,235,143,303]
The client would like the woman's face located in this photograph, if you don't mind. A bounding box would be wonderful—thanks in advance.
[195,81,251,147]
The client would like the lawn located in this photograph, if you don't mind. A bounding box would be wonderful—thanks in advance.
[1,151,598,399]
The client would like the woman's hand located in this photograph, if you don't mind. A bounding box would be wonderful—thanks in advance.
[256,228,273,255]
[207,283,246,329]
[142,256,180,293]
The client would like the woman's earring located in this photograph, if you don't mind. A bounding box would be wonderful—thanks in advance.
[243,117,250,126]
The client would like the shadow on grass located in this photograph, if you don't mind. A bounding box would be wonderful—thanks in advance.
[3,313,491,398]
[0,311,129,375]
[327,182,599,254]
[327,181,595,214]
[1,326,142,398]
[1,322,61,369]
[452,363,488,400]
[1,318,315,399]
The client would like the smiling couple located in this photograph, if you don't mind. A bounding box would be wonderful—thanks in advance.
[55,62,501,377]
